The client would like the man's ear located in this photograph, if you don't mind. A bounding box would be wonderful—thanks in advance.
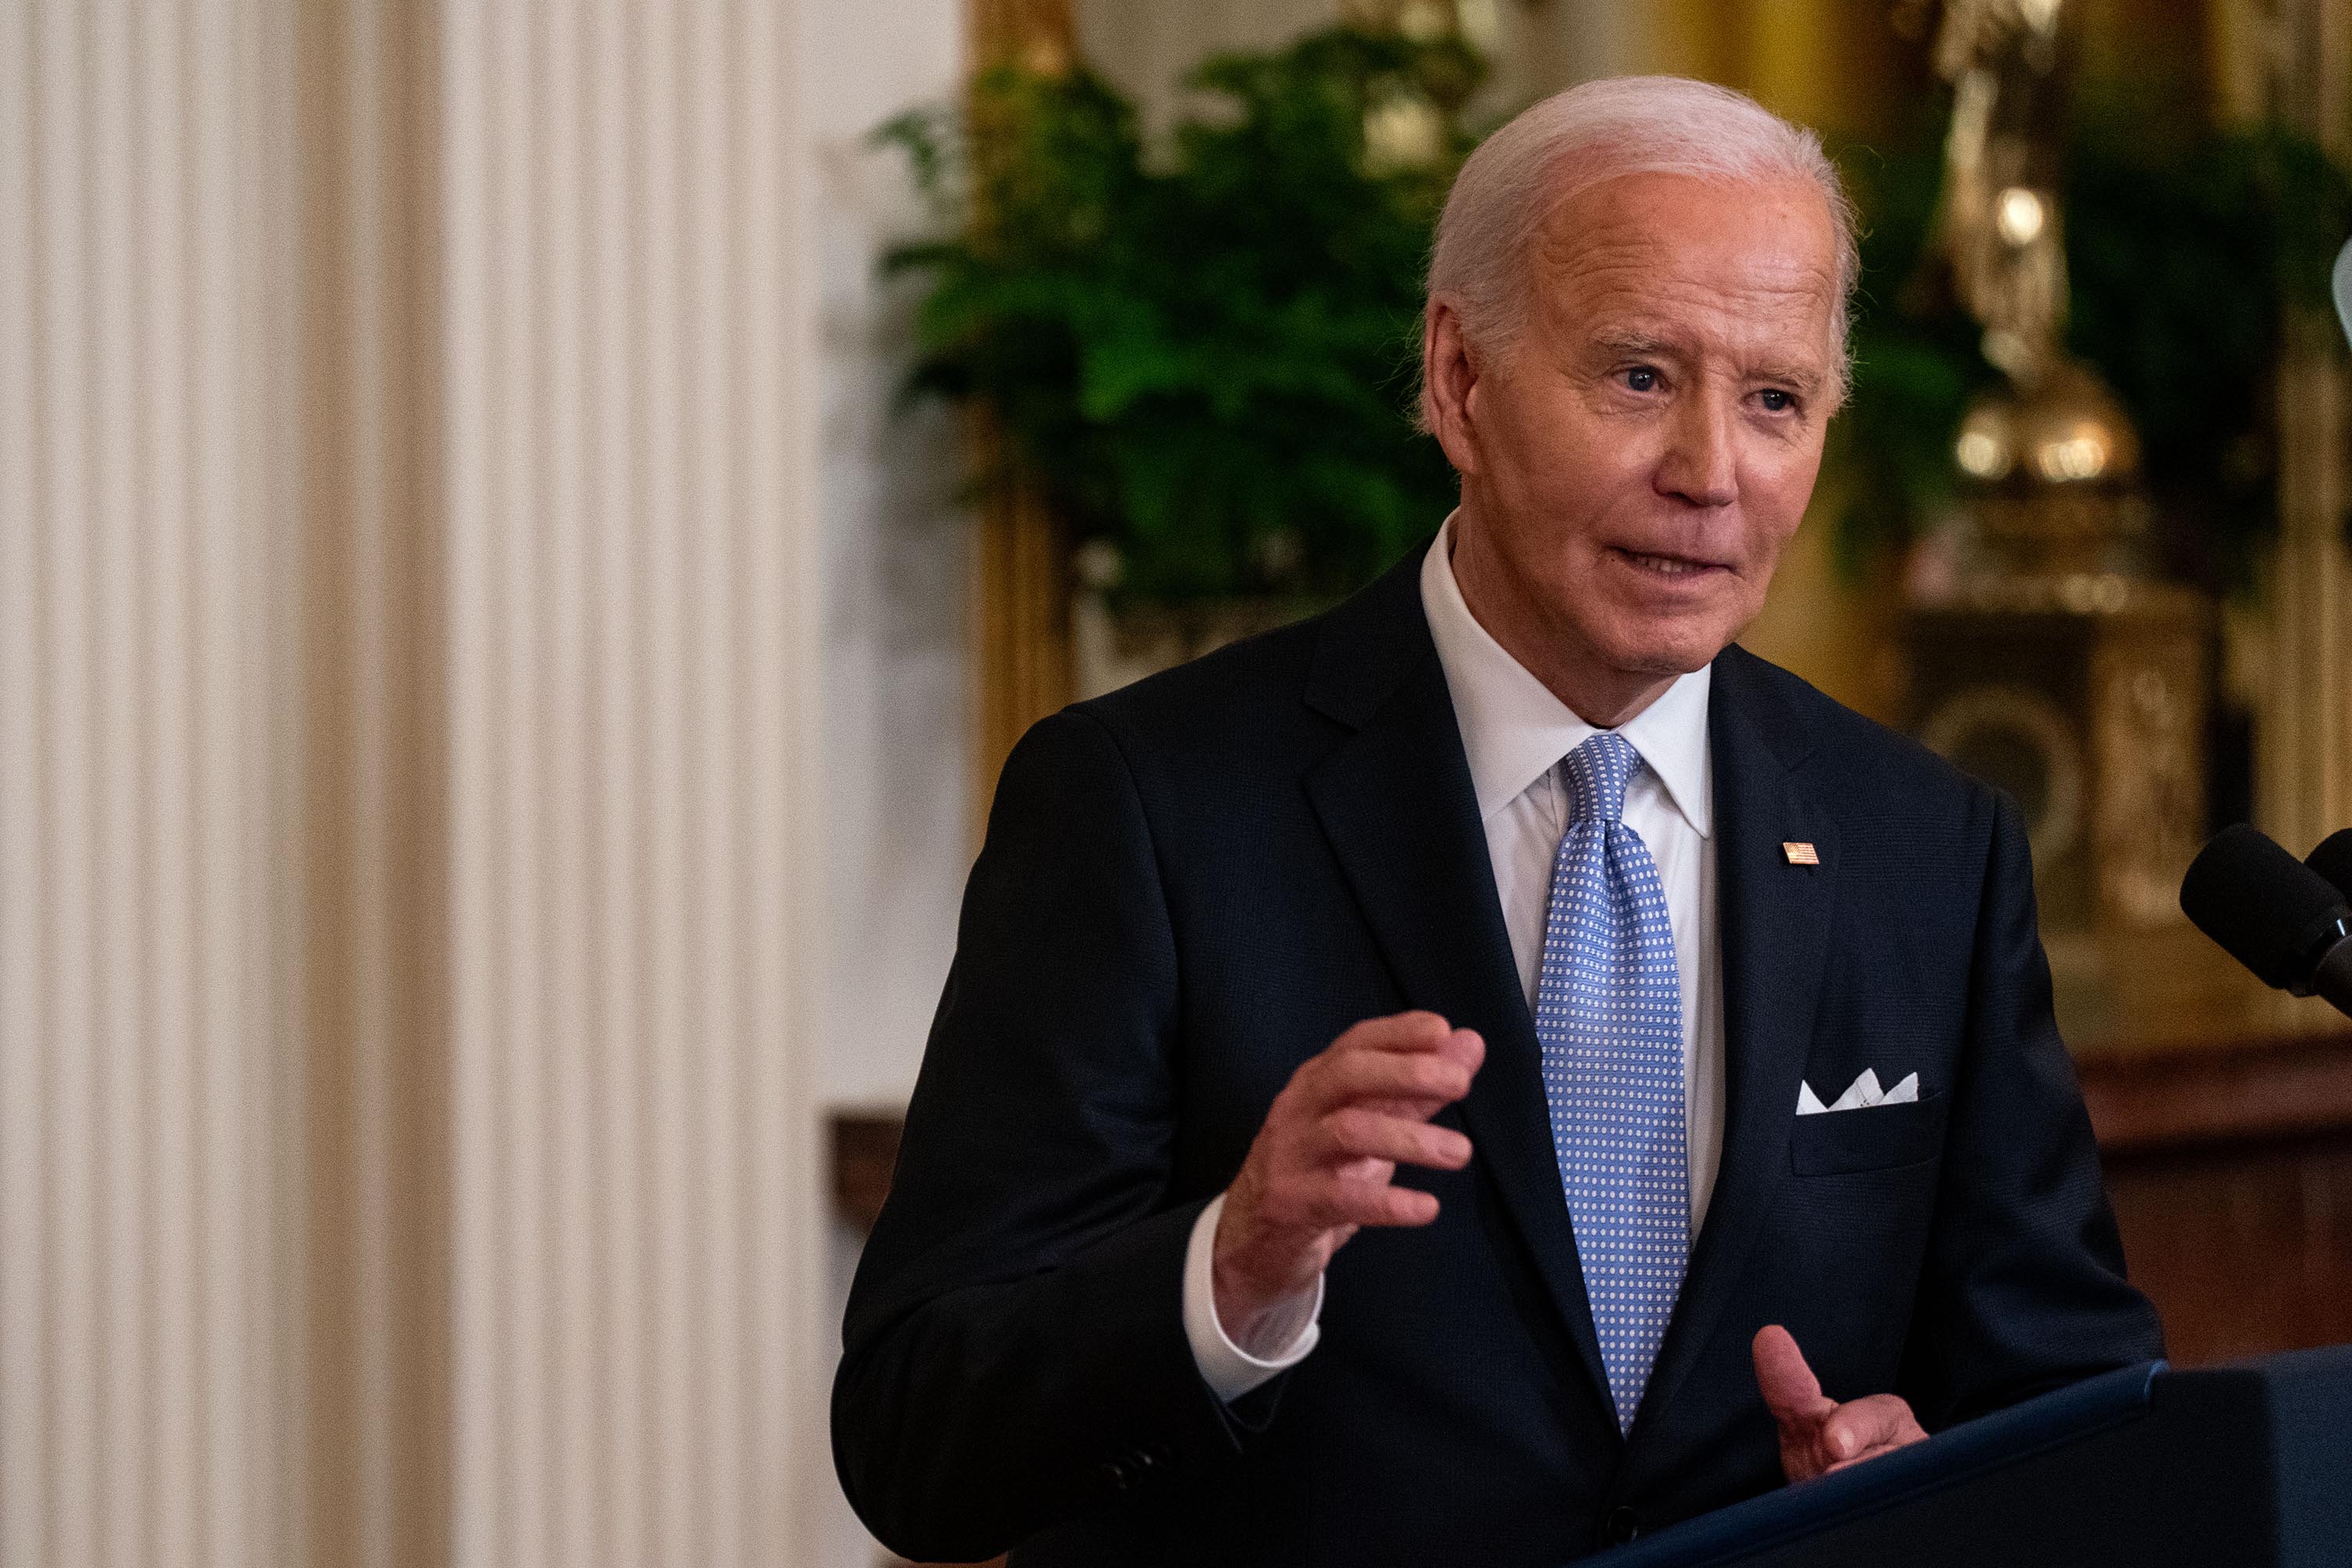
[1421,299,1481,477]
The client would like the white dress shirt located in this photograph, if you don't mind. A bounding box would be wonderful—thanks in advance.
[1184,517,1731,1402]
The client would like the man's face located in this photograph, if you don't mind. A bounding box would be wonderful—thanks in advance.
[1444,171,1841,684]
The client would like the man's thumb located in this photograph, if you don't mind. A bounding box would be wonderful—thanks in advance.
[1751,1325,1831,1422]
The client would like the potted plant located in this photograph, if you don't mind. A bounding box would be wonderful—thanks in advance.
[875,26,1483,693]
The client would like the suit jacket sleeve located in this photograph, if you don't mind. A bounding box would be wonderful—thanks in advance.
[830,708,1260,1563]
[1900,789,2166,1426]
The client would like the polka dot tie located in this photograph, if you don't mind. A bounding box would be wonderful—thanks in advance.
[1534,731,1687,1432]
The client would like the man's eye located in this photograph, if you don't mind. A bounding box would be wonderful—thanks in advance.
[1759,388,1795,412]
[1624,367,1658,393]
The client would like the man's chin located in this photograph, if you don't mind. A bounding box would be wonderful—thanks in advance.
[1601,624,1736,681]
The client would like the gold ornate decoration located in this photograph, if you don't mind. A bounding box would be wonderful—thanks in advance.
[1929,0,2152,580]
[967,0,1078,835]
[1918,680,2088,868]
[2256,0,2352,861]
[969,0,1076,74]
[1905,0,2221,1044]
[971,428,1074,836]
[1932,0,2072,387]
[1949,361,2148,577]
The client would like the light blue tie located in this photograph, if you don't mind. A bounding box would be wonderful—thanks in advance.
[1534,731,1688,1432]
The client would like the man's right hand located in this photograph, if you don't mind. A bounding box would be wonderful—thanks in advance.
[1211,1011,1485,1347]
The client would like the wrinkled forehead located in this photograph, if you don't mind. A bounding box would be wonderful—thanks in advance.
[1529,172,1841,361]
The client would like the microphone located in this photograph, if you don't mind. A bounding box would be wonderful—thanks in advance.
[2310,829,2352,902]
[2179,824,2352,1020]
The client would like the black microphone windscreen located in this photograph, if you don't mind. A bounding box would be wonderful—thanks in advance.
[2310,829,2352,902]
[2180,824,2350,990]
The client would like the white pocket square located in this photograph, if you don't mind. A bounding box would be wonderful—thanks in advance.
[1795,1069,1919,1116]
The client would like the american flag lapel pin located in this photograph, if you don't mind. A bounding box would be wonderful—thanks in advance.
[1781,840,1820,866]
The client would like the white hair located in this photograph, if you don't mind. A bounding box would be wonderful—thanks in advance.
[1420,75,1860,429]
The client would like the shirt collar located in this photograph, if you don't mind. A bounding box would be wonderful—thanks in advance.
[1419,512,1714,837]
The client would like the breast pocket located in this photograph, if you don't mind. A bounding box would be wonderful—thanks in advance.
[1788,1091,1949,1176]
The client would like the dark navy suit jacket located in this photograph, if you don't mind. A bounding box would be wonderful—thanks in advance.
[833,543,2164,1566]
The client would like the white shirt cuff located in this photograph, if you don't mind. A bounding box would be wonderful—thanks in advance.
[1181,1191,1323,1403]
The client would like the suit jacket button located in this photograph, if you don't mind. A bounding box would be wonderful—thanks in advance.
[1605,1507,1639,1545]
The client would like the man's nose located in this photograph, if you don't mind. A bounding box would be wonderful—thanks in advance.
[1654,393,1738,508]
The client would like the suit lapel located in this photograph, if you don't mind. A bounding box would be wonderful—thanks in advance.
[1301,553,1618,1428]
[1632,646,1838,1440]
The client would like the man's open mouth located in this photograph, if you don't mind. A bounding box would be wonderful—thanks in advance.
[1613,546,1727,578]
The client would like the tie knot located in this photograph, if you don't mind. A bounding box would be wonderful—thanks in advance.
[1562,731,1640,825]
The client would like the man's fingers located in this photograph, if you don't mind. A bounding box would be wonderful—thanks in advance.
[1303,1046,1475,1112]
[1277,1174,1439,1231]
[1749,1332,1928,1482]
[1276,1018,1484,1132]
[1313,1107,1472,1171]
[1333,1011,1456,1055]
[1751,1326,1834,1425]
[1332,1014,1485,1073]
[1819,1395,1926,1467]
[1214,1016,1481,1329]
[1433,1025,1485,1076]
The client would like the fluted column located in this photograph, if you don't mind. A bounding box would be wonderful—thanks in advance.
[438,4,826,1565]
[1,6,298,1566]
[2,5,832,1566]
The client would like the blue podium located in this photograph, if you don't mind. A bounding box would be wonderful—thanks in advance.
[1601,1347,2352,1566]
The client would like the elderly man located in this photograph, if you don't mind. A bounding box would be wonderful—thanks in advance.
[833,76,2162,1566]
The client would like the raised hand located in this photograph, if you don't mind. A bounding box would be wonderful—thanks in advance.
[1212,1011,1484,1346]
[1751,1324,1927,1482]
